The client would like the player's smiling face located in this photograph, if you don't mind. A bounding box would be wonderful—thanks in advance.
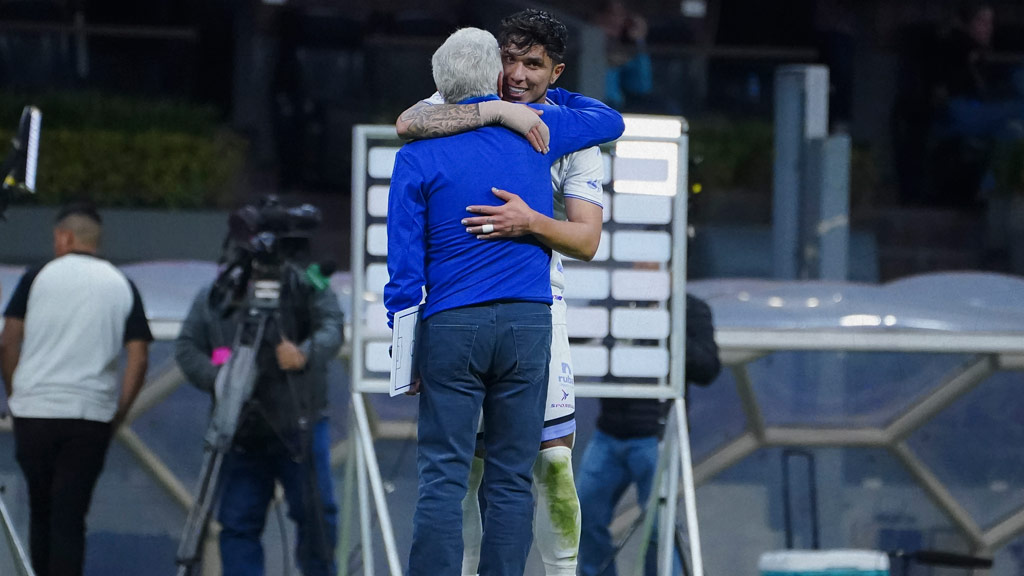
[500,43,565,104]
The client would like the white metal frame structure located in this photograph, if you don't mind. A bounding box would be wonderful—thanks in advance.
[702,325,1024,556]
[349,117,699,576]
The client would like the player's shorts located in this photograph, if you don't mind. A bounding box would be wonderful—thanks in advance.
[541,296,575,442]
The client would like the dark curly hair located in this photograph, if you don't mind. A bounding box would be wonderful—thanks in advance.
[498,9,568,64]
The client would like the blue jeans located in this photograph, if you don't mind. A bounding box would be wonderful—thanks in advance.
[577,430,682,576]
[218,418,338,576]
[409,302,551,576]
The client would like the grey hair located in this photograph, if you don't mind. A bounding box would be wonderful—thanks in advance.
[432,27,502,104]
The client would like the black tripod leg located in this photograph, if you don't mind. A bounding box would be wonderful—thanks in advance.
[300,429,333,571]
[177,448,227,575]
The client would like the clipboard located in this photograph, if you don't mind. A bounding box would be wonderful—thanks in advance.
[389,305,421,397]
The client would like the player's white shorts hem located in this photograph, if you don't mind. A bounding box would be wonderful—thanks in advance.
[542,298,574,442]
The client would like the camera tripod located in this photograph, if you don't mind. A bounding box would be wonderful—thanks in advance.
[175,274,331,576]
[175,290,271,576]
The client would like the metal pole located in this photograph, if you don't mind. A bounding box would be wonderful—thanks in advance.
[773,65,829,280]
[818,134,851,281]
[338,425,357,576]
[352,392,403,576]
[660,427,681,576]
[355,434,374,576]
[675,396,704,576]
[0,489,35,576]
[773,68,805,279]
[632,438,670,576]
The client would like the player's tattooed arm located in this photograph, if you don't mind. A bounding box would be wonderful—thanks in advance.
[396,101,481,140]
[396,100,548,151]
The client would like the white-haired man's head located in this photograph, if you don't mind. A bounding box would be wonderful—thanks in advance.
[432,27,503,104]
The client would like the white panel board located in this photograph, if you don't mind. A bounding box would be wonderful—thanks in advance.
[368,146,400,179]
[366,263,389,295]
[613,141,679,196]
[611,346,669,377]
[367,185,390,217]
[571,344,609,377]
[612,270,671,301]
[365,341,392,373]
[612,231,671,262]
[566,307,609,338]
[367,224,388,256]
[363,302,392,337]
[563,268,610,300]
[611,308,670,339]
[613,193,673,224]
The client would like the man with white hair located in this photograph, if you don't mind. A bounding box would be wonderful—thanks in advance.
[395,10,610,574]
[385,27,622,576]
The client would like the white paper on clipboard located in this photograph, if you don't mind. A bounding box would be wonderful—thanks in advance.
[389,305,421,397]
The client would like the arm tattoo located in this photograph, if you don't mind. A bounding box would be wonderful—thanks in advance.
[399,104,482,139]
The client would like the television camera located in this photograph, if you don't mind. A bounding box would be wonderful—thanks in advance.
[176,196,332,576]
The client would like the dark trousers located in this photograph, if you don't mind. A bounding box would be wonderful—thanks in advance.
[13,417,112,576]
[409,302,551,576]
[217,418,338,576]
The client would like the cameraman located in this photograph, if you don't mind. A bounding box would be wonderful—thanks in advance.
[174,241,344,576]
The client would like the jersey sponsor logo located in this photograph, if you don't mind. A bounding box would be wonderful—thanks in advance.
[587,179,600,189]
[558,362,574,385]
[561,389,570,401]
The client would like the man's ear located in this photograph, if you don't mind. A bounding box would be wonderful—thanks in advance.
[550,63,566,86]
[497,71,504,99]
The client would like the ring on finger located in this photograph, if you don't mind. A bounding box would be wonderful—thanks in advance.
[481,223,495,234]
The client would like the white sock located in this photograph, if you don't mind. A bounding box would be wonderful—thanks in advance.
[533,446,580,576]
[461,456,485,576]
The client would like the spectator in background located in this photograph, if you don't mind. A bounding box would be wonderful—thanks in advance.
[939,1,1024,141]
[576,294,721,576]
[0,202,152,576]
[594,0,654,111]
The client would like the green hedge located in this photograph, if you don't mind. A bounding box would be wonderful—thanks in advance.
[688,118,877,203]
[992,139,1024,196]
[0,92,247,209]
[688,119,774,191]
[0,92,224,134]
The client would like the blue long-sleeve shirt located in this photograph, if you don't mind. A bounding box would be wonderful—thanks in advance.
[385,92,624,326]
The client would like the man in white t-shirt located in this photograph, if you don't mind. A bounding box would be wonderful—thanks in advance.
[396,10,608,576]
[1,202,152,576]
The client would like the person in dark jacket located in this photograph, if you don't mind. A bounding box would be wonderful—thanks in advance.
[175,267,344,576]
[576,293,721,576]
